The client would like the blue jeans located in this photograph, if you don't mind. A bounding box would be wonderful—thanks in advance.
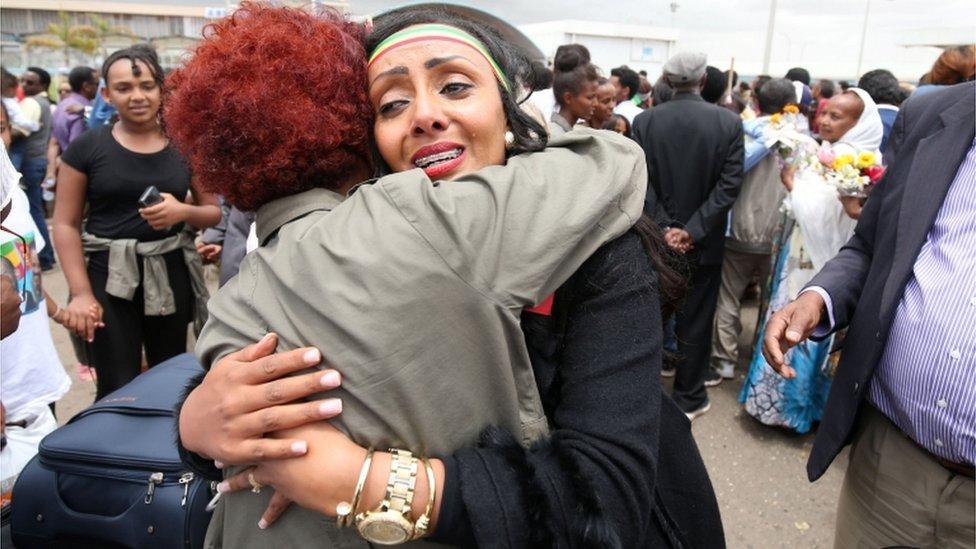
[10,147,55,268]
[663,315,678,353]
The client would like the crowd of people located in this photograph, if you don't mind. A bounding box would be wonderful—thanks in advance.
[0,3,973,547]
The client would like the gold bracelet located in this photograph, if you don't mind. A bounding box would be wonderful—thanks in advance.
[337,448,374,528]
[411,458,436,540]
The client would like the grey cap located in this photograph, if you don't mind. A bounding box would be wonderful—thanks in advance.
[663,52,707,84]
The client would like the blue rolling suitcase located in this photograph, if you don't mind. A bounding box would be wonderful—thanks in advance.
[10,353,214,548]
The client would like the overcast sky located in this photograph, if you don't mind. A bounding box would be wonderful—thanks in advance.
[347,0,974,80]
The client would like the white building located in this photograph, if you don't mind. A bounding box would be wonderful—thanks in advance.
[1,0,347,71]
[518,20,678,77]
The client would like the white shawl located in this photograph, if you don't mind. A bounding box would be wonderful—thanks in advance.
[787,88,884,272]
[835,87,884,154]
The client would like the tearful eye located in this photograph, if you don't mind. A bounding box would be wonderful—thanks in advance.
[379,99,408,115]
[442,82,473,95]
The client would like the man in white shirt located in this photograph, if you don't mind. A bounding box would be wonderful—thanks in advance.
[610,66,644,124]
[0,148,71,423]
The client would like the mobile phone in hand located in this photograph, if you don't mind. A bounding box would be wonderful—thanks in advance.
[138,186,163,208]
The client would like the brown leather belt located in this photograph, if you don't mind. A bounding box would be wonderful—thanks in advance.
[904,429,974,478]
[879,406,975,479]
[933,455,975,479]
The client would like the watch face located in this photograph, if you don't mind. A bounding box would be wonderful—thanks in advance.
[360,520,410,545]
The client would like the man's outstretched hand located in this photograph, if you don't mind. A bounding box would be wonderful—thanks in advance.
[761,291,826,378]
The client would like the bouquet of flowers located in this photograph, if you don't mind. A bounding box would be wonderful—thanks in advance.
[763,104,814,165]
[816,142,885,197]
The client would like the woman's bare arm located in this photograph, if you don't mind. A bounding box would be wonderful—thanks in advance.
[183,177,221,229]
[51,163,102,341]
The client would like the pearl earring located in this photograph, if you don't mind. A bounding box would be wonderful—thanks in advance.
[504,130,515,148]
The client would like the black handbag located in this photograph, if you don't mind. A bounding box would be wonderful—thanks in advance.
[10,353,214,548]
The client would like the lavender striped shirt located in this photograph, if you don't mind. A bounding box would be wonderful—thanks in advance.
[867,139,976,464]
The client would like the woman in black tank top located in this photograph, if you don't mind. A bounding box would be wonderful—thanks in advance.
[51,46,221,399]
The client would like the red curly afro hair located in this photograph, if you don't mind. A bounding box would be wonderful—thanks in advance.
[164,2,372,211]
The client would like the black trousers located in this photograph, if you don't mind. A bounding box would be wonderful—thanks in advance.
[671,261,723,412]
[87,250,192,400]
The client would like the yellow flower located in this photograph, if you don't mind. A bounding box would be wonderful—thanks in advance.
[770,113,782,124]
[856,151,876,169]
[784,104,800,114]
[833,154,855,170]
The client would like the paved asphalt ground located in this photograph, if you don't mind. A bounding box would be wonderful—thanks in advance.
[43,264,845,548]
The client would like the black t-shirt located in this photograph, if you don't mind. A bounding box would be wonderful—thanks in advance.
[61,124,192,242]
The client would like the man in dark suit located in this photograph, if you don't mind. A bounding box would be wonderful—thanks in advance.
[763,82,975,547]
[631,52,744,420]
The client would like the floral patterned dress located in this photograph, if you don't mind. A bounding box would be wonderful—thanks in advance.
[738,155,856,434]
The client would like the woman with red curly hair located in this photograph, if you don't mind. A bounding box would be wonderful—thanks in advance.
[176,4,720,548]
[164,7,374,211]
[51,45,220,399]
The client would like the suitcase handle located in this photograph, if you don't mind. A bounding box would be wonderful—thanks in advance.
[69,405,173,424]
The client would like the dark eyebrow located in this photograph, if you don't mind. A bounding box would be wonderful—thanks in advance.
[370,65,408,86]
[424,55,470,69]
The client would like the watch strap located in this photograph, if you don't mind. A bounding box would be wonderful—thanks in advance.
[386,448,418,516]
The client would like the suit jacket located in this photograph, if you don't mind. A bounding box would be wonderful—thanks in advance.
[805,82,976,481]
[631,92,745,265]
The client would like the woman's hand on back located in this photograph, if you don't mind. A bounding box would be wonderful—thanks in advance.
[179,333,344,466]
[217,422,367,528]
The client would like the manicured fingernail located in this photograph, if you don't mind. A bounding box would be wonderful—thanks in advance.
[216,481,230,493]
[258,519,268,530]
[320,371,339,387]
[291,440,307,455]
[319,399,342,416]
[214,460,225,469]
[303,348,321,365]
[786,330,800,340]
[261,333,275,343]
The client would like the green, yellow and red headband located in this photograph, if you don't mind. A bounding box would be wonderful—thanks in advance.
[368,23,512,93]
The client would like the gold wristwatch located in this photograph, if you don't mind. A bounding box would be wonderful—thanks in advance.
[355,448,418,544]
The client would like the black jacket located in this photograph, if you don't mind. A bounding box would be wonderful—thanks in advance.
[805,82,975,481]
[433,231,724,547]
[631,93,744,265]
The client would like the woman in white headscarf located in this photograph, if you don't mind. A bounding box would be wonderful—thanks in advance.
[739,88,883,433]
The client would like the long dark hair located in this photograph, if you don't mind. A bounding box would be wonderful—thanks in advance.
[366,8,548,157]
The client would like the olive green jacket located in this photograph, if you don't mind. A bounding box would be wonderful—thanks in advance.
[195,129,646,547]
